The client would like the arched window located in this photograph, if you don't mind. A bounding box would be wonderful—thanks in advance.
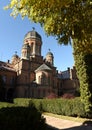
[41,73,47,85]
[38,76,41,84]
[31,42,33,55]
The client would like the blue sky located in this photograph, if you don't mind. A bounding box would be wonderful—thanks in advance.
[0,0,74,71]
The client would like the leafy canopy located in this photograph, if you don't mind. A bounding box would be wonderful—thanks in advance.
[5,0,92,50]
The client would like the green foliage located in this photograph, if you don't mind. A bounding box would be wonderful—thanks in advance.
[0,105,46,130]
[73,41,92,116]
[0,102,14,108]
[41,98,86,117]
[14,98,32,106]
[13,98,87,117]
[0,98,90,118]
[29,99,43,111]
[5,0,92,45]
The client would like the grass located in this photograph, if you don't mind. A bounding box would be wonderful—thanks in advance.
[0,102,14,108]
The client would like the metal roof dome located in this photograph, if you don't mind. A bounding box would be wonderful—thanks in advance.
[46,51,53,57]
[24,29,41,41]
[12,51,19,59]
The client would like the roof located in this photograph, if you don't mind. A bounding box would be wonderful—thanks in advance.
[46,51,53,57]
[12,54,19,58]
[35,64,52,72]
[0,61,15,72]
[24,30,42,41]
[58,70,70,79]
[0,65,16,72]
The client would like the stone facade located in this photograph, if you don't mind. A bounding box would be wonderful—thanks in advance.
[0,61,16,100]
[58,66,80,94]
[0,29,79,100]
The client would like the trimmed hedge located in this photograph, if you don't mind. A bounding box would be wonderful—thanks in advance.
[14,98,88,118]
[41,98,86,117]
[14,98,32,106]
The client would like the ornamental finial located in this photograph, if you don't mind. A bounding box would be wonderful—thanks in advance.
[32,27,35,30]
[15,51,17,55]
[48,49,51,52]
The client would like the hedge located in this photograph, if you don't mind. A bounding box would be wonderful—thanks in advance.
[14,97,88,118]
[13,98,32,106]
[41,98,86,117]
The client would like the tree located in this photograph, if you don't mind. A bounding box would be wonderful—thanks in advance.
[5,0,92,115]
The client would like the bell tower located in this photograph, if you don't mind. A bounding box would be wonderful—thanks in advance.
[21,44,30,60]
[23,28,42,58]
[45,50,54,66]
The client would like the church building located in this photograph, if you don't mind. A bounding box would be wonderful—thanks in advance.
[0,29,79,100]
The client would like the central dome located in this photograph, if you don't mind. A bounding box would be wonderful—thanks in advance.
[24,30,41,41]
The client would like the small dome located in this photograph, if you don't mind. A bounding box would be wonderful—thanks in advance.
[46,51,53,57]
[11,53,20,64]
[12,51,19,59]
[24,30,41,41]
[12,54,19,59]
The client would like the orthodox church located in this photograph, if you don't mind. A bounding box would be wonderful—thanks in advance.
[0,29,79,100]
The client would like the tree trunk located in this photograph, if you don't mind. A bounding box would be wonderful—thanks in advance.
[73,39,92,116]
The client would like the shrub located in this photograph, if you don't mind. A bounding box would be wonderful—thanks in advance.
[13,98,89,118]
[62,93,75,99]
[29,99,43,111]
[41,98,87,118]
[45,92,58,99]
[14,98,31,106]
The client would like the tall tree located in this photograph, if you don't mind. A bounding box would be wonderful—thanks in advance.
[5,0,92,115]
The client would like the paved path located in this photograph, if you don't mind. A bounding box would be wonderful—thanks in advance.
[43,115,92,130]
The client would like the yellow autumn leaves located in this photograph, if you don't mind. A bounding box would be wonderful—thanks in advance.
[7,0,28,8]
[4,0,92,49]
[10,0,18,8]
[4,0,30,18]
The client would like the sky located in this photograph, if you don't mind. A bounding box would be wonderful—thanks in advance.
[0,0,74,71]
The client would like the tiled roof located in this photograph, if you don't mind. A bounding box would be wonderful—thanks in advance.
[35,64,52,72]
[0,61,15,72]
[0,66,15,72]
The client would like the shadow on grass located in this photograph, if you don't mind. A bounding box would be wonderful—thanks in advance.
[0,105,92,130]
[0,106,46,130]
